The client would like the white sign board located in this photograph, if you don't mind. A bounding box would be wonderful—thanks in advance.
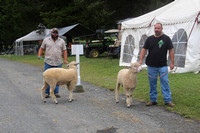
[71,44,84,55]
[71,44,84,86]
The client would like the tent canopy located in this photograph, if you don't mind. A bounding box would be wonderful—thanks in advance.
[16,23,95,42]
[104,29,119,33]
[44,23,95,38]
[16,29,50,42]
[15,23,95,55]
[122,0,200,29]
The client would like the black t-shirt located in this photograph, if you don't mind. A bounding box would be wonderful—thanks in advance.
[143,34,173,67]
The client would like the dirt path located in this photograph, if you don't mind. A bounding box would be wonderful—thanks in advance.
[0,58,199,133]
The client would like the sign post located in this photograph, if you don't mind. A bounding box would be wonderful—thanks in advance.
[71,44,84,92]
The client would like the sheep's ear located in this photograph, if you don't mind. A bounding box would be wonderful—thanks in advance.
[75,63,79,66]
[126,66,131,68]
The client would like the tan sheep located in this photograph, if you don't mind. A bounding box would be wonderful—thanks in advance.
[41,61,79,104]
[115,62,142,108]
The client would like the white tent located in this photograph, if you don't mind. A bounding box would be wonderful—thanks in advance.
[16,29,50,42]
[15,29,50,55]
[15,23,95,55]
[120,0,200,73]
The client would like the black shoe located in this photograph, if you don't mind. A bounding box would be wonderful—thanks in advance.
[55,93,61,98]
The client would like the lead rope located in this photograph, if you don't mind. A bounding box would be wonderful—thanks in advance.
[147,66,177,79]
[187,11,200,43]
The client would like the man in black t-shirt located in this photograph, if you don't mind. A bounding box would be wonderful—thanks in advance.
[139,23,175,107]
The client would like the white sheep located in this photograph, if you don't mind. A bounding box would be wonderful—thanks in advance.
[115,62,142,108]
[41,61,79,104]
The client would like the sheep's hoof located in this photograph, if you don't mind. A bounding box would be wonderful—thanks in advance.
[54,101,58,104]
[116,101,119,103]
[42,99,46,103]
[127,105,131,108]
[69,99,73,102]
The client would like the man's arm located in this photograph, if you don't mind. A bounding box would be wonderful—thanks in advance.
[169,48,174,70]
[139,48,147,64]
[37,47,44,58]
[63,49,68,64]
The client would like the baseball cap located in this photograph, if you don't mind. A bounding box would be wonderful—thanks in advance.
[51,28,59,34]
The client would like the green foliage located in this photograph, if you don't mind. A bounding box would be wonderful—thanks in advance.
[0,0,174,51]
[40,0,115,29]
[0,54,200,120]
[0,0,42,50]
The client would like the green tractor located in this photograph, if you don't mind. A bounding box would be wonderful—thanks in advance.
[84,29,120,58]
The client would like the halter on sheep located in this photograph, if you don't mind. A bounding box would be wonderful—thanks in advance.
[115,62,142,108]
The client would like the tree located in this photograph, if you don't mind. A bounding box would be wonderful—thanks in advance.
[0,0,174,51]
[0,0,23,50]
[0,0,43,51]
[40,0,115,30]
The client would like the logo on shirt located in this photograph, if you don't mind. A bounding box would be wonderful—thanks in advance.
[158,40,164,48]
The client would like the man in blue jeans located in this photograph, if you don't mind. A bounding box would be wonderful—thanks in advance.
[139,23,175,107]
[38,28,68,98]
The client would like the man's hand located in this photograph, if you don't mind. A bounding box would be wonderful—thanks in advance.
[63,60,68,64]
[139,48,146,65]
[37,56,42,60]
[139,60,142,65]
[170,64,174,70]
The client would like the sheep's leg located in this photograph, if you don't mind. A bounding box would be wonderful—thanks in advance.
[115,82,120,103]
[41,82,48,103]
[49,85,57,104]
[126,95,131,108]
[125,88,134,108]
[67,84,74,102]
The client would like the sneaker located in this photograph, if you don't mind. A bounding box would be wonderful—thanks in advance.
[146,102,157,106]
[55,93,61,98]
[45,94,49,98]
[165,102,175,107]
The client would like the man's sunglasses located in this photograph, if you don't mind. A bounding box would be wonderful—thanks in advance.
[53,31,58,34]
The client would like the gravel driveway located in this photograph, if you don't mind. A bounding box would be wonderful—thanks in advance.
[0,58,199,133]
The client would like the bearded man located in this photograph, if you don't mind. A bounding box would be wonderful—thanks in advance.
[38,28,68,98]
[139,23,175,107]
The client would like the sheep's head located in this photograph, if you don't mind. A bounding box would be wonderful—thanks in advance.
[67,61,79,69]
[130,62,142,72]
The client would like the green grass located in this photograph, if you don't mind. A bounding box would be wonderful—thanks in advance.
[1,54,200,120]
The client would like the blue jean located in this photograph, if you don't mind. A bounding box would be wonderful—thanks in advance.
[147,66,172,103]
[44,63,62,94]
